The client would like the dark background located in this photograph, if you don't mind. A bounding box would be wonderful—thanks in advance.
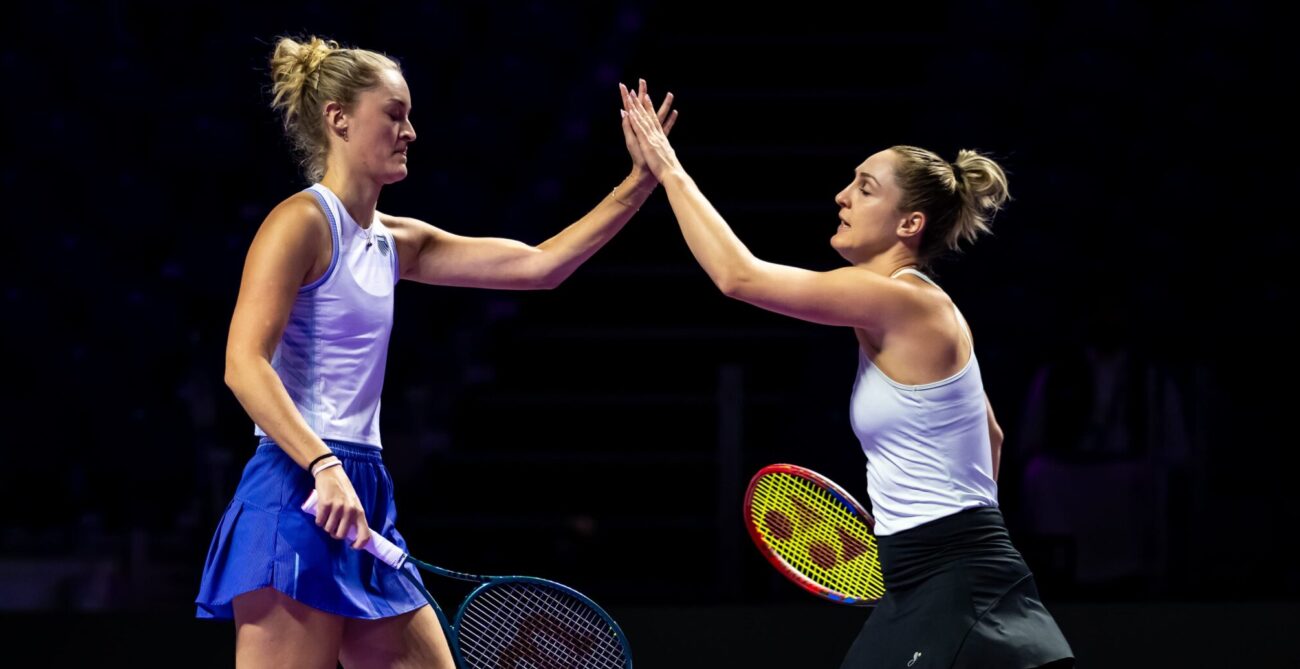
[3,1,1297,665]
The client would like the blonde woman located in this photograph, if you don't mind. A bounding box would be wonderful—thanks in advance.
[195,37,675,668]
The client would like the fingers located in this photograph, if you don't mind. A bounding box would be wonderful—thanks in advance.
[313,490,369,546]
[325,503,367,544]
[656,91,675,123]
[351,516,371,550]
[320,504,371,548]
[621,85,652,128]
[311,468,373,551]
[621,109,638,142]
[619,82,635,112]
[621,79,674,129]
[619,82,640,111]
[316,498,337,534]
[620,85,646,133]
[663,109,680,135]
[638,78,653,112]
[323,503,346,539]
[623,78,655,113]
[619,90,640,141]
[338,506,359,542]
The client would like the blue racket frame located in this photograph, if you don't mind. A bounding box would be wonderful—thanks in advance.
[298,492,631,667]
[398,555,634,669]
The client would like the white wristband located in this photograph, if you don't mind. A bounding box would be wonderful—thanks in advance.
[312,460,342,477]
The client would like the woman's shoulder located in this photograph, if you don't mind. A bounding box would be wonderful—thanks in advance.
[375,210,424,234]
[244,191,332,268]
[877,279,971,362]
[890,275,961,327]
[262,190,329,235]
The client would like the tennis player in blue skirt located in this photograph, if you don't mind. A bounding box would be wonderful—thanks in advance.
[195,36,676,667]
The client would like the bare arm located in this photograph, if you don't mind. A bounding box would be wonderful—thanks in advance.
[986,394,1004,482]
[384,169,656,290]
[658,170,926,329]
[620,83,923,330]
[224,195,370,548]
[391,81,679,290]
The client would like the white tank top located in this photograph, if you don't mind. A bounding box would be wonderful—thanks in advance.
[848,268,998,535]
[253,183,399,448]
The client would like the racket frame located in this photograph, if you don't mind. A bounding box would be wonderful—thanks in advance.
[299,491,632,667]
[742,463,882,606]
[400,555,633,668]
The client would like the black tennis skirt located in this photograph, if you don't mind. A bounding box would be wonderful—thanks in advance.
[840,506,1074,669]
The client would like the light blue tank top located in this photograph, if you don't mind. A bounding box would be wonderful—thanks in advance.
[253,183,399,448]
[848,268,998,535]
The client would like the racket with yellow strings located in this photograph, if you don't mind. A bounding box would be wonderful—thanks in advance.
[743,463,886,606]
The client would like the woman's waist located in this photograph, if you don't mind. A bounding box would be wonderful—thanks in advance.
[877,506,1025,589]
[257,436,383,462]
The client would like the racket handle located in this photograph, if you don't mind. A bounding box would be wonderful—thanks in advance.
[300,490,408,569]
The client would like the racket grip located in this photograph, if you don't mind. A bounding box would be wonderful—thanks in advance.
[300,490,408,569]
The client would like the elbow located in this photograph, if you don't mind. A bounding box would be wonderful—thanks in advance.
[715,256,762,300]
[525,249,565,290]
[224,360,242,394]
[533,268,565,290]
[715,267,751,300]
[224,355,257,394]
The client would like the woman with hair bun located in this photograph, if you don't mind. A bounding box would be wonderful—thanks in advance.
[194,37,675,667]
[621,82,1074,668]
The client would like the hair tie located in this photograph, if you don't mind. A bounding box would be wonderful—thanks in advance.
[308,452,337,471]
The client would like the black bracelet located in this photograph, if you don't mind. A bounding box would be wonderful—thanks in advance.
[307,452,337,471]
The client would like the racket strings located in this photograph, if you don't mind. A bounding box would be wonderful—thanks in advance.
[456,581,628,669]
[750,472,886,599]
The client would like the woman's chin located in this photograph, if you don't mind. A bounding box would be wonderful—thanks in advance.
[381,168,409,184]
[829,238,850,260]
[830,236,862,263]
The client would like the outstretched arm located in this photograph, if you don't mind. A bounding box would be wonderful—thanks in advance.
[390,80,678,290]
[620,80,922,331]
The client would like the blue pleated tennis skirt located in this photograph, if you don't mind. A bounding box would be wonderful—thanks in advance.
[195,438,428,620]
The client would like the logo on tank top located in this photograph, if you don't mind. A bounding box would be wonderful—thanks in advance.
[908,651,922,666]
[377,234,390,256]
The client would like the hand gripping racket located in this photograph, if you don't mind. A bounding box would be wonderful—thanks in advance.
[743,463,886,606]
[301,491,633,668]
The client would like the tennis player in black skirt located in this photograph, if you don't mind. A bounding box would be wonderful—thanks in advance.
[620,80,1074,668]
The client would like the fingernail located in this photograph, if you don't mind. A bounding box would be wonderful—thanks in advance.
[620,110,627,118]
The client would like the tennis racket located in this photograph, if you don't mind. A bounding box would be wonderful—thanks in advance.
[301,491,633,668]
[743,463,885,606]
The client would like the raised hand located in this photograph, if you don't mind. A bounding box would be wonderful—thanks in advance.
[620,78,680,181]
